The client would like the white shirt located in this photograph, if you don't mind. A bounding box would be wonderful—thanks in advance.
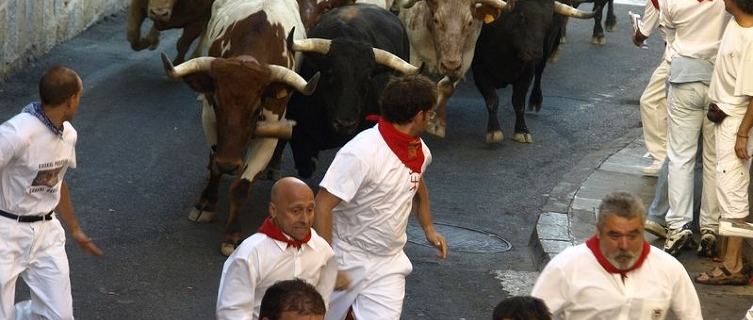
[531,244,702,320]
[709,19,753,117]
[319,125,431,257]
[215,229,337,320]
[659,0,729,61]
[0,111,76,215]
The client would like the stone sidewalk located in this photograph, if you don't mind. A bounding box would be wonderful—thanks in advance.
[531,128,753,320]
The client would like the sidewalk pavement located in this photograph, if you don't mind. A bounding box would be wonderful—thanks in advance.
[530,127,753,320]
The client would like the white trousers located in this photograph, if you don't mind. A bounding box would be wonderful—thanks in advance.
[715,115,752,220]
[665,81,720,230]
[325,240,412,320]
[640,59,669,165]
[0,217,73,320]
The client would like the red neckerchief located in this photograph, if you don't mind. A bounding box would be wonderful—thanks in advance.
[585,235,650,281]
[378,118,424,173]
[650,0,659,9]
[257,217,311,249]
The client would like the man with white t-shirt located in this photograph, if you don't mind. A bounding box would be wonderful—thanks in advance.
[0,65,103,320]
[531,191,702,320]
[660,0,729,257]
[216,177,337,320]
[694,0,753,286]
[314,74,448,320]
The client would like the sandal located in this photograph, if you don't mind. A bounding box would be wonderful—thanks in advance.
[695,265,749,285]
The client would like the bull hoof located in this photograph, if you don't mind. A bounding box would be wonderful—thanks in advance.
[188,208,216,223]
[221,242,236,257]
[425,119,446,138]
[486,131,504,144]
[548,49,561,64]
[591,36,606,45]
[513,133,533,143]
[560,36,567,44]
[606,23,617,33]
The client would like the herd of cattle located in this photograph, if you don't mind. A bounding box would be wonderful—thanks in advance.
[127,0,615,255]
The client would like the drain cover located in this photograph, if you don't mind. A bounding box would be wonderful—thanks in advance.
[407,221,512,253]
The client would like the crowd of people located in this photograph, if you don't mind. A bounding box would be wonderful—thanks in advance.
[3,0,752,317]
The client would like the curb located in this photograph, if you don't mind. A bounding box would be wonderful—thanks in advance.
[530,128,644,270]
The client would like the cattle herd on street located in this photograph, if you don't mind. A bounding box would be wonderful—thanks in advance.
[128,0,615,255]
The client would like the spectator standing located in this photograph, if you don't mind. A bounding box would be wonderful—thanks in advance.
[314,74,448,320]
[216,177,337,320]
[694,0,753,286]
[531,191,702,319]
[660,0,728,257]
[0,65,103,320]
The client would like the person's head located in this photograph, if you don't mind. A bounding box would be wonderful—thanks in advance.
[379,74,437,126]
[269,177,315,241]
[595,191,646,270]
[259,278,325,320]
[724,0,753,16]
[39,65,83,121]
[492,295,551,320]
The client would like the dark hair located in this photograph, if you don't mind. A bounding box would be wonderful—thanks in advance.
[259,278,325,320]
[492,296,551,320]
[730,0,753,15]
[39,65,81,106]
[379,74,437,124]
[596,191,646,230]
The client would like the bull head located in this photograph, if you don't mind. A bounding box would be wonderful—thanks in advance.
[161,53,320,175]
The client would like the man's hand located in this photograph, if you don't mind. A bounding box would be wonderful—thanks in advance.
[425,231,448,259]
[70,229,103,257]
[334,270,351,291]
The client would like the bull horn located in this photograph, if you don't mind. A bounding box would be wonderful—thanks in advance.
[161,52,215,79]
[373,48,420,74]
[268,65,321,95]
[402,0,421,8]
[474,0,516,13]
[254,119,297,139]
[290,38,332,54]
[554,1,598,18]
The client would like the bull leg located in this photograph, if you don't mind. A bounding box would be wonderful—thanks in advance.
[511,74,534,143]
[528,62,546,112]
[221,178,253,256]
[478,83,503,144]
[126,4,150,51]
[173,21,205,65]
[144,26,161,50]
[591,1,606,45]
[260,140,285,181]
[605,0,617,32]
[189,150,221,223]
[426,76,455,138]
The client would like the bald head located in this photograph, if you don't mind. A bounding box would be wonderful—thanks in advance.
[269,177,316,241]
[39,65,82,106]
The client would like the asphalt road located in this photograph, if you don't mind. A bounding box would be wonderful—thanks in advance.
[1,4,658,319]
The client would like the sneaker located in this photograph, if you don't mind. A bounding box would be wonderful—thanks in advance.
[644,220,668,239]
[697,228,718,257]
[719,219,753,239]
[642,162,662,175]
[664,223,693,257]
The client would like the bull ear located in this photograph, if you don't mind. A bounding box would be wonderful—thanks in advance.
[472,5,501,24]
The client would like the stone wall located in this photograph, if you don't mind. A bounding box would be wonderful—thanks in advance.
[0,0,130,80]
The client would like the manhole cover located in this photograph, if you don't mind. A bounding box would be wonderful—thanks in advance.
[407,221,512,253]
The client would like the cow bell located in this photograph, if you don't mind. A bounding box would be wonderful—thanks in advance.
[254,119,297,139]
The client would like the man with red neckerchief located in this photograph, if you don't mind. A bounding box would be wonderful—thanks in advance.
[314,74,448,320]
[531,191,702,320]
[216,177,337,320]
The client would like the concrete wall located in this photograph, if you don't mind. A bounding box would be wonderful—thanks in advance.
[0,0,130,80]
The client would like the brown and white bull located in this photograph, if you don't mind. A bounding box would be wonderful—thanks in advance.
[161,0,319,256]
[127,0,214,64]
[398,0,515,138]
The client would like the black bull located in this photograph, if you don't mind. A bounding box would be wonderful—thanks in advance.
[471,0,596,144]
[265,3,418,179]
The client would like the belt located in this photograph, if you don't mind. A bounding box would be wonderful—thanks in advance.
[0,209,53,222]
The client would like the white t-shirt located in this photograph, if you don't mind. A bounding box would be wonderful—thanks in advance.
[216,229,337,320]
[319,125,431,257]
[0,111,76,215]
[531,244,702,320]
[659,0,729,61]
[709,19,753,117]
